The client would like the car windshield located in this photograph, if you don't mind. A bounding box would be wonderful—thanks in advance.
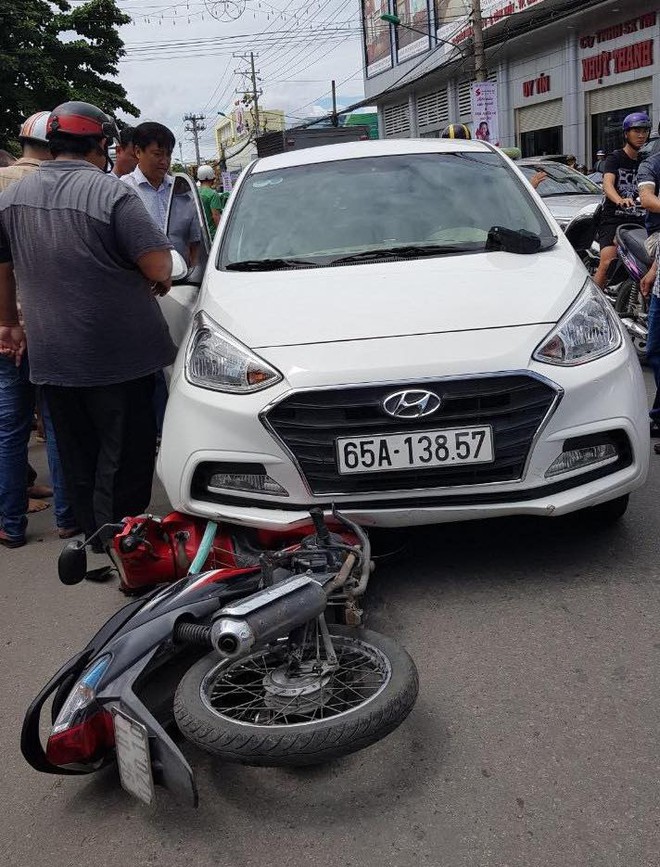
[219,152,556,269]
[518,163,601,197]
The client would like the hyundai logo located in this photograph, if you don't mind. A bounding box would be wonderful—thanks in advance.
[381,390,442,419]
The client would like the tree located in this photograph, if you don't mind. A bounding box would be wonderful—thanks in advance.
[0,0,138,149]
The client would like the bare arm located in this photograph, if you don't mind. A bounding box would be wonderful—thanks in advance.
[641,260,658,298]
[639,184,660,213]
[603,172,633,208]
[136,249,172,283]
[0,262,26,365]
[211,208,221,227]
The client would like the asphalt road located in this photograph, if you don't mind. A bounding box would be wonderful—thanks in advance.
[2,383,660,867]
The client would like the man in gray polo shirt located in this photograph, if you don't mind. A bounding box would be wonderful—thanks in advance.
[0,101,177,572]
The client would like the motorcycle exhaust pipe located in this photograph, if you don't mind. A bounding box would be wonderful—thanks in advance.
[210,574,327,660]
[620,318,648,340]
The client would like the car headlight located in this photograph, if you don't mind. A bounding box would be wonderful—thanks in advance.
[186,311,283,393]
[533,281,622,366]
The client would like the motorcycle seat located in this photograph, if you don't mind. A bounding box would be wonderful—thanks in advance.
[616,225,653,269]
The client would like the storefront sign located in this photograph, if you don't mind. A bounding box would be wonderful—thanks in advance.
[581,39,654,83]
[579,12,656,49]
[471,80,500,146]
[522,73,550,98]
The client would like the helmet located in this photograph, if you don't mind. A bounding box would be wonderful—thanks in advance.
[596,148,606,157]
[197,164,215,181]
[623,112,652,132]
[441,123,471,140]
[18,111,50,145]
[47,101,119,141]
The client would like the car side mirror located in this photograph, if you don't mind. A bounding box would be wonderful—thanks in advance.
[170,249,189,282]
[58,540,88,586]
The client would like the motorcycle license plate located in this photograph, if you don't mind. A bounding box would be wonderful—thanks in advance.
[336,426,494,474]
[112,709,156,805]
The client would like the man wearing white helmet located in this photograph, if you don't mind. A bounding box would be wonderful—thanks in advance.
[0,112,52,192]
[197,164,224,239]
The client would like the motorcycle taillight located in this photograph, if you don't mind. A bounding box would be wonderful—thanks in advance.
[46,654,115,767]
[46,709,115,767]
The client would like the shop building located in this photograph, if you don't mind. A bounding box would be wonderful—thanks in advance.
[362,0,659,166]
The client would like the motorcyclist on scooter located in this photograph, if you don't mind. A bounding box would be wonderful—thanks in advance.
[593,113,650,289]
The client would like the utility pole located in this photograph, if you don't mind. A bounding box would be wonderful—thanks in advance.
[234,51,263,138]
[331,80,338,127]
[471,0,487,81]
[250,51,261,136]
[183,113,206,166]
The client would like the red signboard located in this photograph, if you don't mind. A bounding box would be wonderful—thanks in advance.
[581,39,654,83]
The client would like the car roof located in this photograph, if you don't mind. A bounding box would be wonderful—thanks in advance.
[252,138,493,173]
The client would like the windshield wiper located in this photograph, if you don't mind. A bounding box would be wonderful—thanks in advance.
[225,257,318,271]
[485,226,543,254]
[330,244,477,265]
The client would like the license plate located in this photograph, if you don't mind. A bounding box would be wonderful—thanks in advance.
[113,709,155,805]
[336,426,494,474]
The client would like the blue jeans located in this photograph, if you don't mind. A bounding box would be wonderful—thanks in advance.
[0,356,76,540]
[0,355,33,540]
[40,393,77,530]
[646,294,660,421]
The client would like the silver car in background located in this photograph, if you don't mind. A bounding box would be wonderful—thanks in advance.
[517,159,603,231]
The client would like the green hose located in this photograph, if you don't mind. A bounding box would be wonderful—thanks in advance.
[188,520,218,575]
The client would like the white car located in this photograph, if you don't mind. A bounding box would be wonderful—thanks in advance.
[157,139,649,530]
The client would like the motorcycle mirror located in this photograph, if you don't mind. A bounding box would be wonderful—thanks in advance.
[58,540,88,586]
[170,250,189,282]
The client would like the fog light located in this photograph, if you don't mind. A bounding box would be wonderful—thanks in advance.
[208,472,289,496]
[545,444,618,478]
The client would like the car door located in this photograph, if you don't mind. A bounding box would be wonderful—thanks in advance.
[159,171,211,348]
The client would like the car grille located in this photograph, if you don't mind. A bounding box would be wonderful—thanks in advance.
[263,375,559,495]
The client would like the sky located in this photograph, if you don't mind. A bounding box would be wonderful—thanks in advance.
[104,0,368,162]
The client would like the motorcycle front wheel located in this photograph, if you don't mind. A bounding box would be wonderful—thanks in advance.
[174,625,418,766]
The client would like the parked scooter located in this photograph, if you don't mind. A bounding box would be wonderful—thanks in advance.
[613,223,654,362]
[21,510,418,807]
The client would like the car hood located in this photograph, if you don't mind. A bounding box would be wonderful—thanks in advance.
[201,243,587,349]
[542,194,602,223]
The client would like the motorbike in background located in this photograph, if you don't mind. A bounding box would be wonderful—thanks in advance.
[613,223,654,363]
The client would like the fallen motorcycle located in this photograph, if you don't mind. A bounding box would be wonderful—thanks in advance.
[21,509,418,807]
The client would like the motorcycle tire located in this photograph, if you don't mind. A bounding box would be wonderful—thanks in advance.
[614,278,647,363]
[174,625,418,767]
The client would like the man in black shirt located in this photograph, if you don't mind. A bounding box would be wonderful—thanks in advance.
[593,112,651,289]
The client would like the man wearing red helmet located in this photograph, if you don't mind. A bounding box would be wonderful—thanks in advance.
[0,101,177,573]
[593,112,650,289]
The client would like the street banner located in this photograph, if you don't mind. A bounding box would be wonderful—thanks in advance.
[362,0,393,76]
[221,170,240,192]
[470,80,500,146]
[396,0,431,62]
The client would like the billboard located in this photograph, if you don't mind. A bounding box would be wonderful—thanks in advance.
[396,0,431,62]
[362,0,393,77]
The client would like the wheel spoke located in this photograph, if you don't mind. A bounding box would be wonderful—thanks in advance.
[200,635,391,727]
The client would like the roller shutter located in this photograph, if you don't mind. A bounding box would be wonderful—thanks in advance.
[417,88,449,129]
[383,102,411,137]
[517,98,563,133]
[588,78,652,115]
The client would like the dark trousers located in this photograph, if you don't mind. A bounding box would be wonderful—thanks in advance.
[647,294,660,421]
[42,376,157,542]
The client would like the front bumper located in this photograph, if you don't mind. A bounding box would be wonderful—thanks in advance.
[158,332,649,530]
